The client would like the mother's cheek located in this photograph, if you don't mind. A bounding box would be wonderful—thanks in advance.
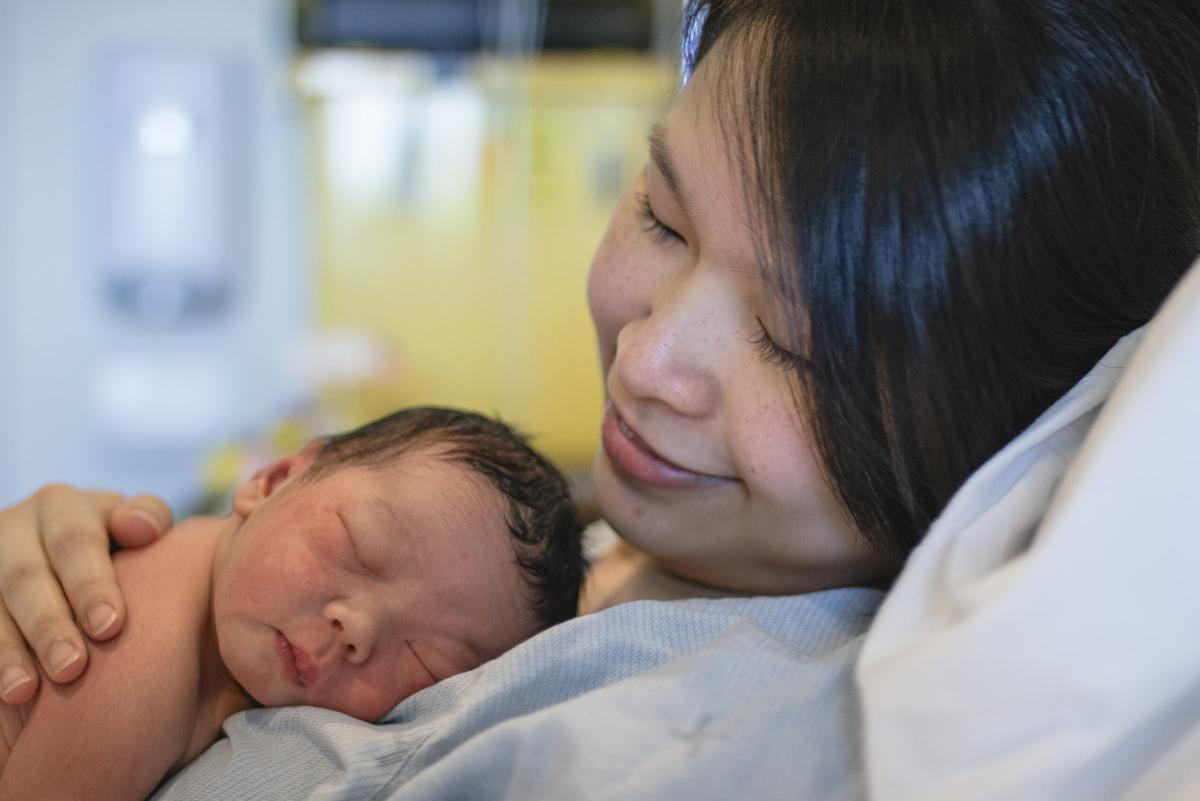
[588,234,634,334]
[588,282,625,378]
[731,389,823,501]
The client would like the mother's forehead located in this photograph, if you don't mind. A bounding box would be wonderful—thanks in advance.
[662,42,770,201]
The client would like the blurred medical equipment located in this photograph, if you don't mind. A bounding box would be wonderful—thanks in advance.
[0,0,678,512]
[101,52,246,325]
[0,0,308,510]
[295,0,677,55]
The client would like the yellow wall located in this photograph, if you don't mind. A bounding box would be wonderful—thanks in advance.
[299,53,677,472]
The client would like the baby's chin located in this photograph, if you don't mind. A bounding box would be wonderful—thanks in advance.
[326,694,406,722]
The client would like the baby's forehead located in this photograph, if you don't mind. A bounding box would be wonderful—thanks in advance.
[377,444,505,502]
[350,451,540,649]
[336,448,514,544]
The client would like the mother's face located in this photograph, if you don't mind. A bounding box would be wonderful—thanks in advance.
[587,59,898,594]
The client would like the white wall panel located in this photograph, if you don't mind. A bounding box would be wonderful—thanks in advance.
[0,1,19,500]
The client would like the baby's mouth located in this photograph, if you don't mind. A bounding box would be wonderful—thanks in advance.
[274,631,312,687]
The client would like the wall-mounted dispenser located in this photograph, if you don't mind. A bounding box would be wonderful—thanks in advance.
[100,52,245,325]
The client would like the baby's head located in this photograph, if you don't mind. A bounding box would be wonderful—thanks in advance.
[307,407,586,632]
[211,406,585,721]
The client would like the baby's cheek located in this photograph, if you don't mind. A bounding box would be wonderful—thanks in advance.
[338,668,432,722]
[348,697,395,722]
[273,535,339,596]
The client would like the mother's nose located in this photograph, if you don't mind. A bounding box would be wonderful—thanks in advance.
[323,600,375,665]
[613,272,723,419]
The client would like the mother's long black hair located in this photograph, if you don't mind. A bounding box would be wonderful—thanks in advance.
[685,0,1200,556]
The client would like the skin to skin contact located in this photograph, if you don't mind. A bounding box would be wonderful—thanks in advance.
[1,2,1196,799]
[0,446,536,801]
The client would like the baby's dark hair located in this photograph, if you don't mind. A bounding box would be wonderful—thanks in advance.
[305,406,586,630]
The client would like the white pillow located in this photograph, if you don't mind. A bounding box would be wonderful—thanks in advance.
[858,259,1200,801]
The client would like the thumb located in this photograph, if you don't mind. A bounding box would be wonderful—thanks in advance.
[108,494,173,548]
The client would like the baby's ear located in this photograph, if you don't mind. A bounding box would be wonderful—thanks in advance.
[232,440,324,517]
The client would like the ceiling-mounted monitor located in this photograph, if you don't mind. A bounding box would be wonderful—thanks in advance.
[296,0,656,53]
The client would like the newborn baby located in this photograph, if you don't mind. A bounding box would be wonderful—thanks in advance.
[0,407,585,801]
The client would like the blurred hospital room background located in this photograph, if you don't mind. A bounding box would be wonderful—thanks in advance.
[0,0,682,512]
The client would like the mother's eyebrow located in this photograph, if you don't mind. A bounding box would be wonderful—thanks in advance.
[647,123,694,217]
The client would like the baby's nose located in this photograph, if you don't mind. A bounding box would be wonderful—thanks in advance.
[324,602,374,665]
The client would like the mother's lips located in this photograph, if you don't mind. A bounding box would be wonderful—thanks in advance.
[601,406,734,490]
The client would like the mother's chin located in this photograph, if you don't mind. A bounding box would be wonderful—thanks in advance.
[590,450,752,593]
[592,443,902,599]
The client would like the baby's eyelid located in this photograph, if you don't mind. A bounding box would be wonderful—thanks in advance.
[406,640,438,683]
[353,541,385,580]
[336,511,377,577]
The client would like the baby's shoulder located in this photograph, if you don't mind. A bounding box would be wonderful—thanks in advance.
[0,520,220,797]
[113,517,218,671]
[114,517,220,607]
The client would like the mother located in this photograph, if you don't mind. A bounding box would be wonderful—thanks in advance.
[2,1,1198,798]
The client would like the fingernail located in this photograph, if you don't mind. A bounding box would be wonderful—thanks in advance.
[0,666,31,696]
[131,508,162,531]
[47,639,81,677]
[87,603,118,636]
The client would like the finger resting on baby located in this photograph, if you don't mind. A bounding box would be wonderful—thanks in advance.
[38,489,128,643]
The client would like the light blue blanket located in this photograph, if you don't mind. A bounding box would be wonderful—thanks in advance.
[153,590,881,801]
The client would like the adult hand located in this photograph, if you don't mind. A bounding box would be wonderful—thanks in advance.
[0,485,171,704]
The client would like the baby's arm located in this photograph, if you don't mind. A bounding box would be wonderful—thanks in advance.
[0,648,195,800]
[0,529,212,801]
